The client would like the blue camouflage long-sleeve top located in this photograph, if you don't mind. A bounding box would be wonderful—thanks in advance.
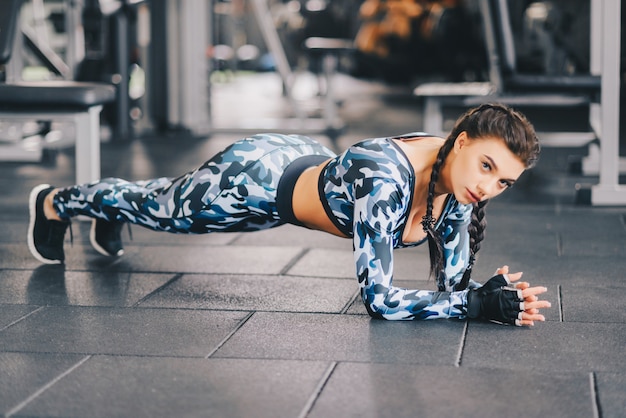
[320,135,476,320]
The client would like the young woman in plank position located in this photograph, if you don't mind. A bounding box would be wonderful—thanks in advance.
[29,103,550,325]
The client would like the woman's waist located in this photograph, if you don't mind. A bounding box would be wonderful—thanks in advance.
[291,160,350,238]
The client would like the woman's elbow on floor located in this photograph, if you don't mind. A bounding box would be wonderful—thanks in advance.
[364,302,388,320]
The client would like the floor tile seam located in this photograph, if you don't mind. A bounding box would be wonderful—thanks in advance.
[556,255,626,261]
[453,360,626,376]
[216,310,370,316]
[0,353,372,371]
[88,353,340,363]
[5,304,625,324]
[132,273,183,307]
[556,231,626,238]
[119,242,245,248]
[559,243,626,253]
[210,354,400,363]
[35,242,257,249]
[205,356,620,376]
[280,248,311,275]
[4,354,92,418]
[480,251,624,256]
[54,305,364,315]
[297,361,337,418]
[113,242,319,249]
[21,304,257,314]
[25,353,349,365]
[225,232,250,245]
[455,363,625,380]
[0,349,246,359]
[0,303,365,315]
[545,206,626,214]
[559,282,626,288]
[282,273,355,280]
[454,321,469,367]
[589,372,602,418]
[550,318,626,325]
[0,306,45,332]
[162,271,356,281]
[0,302,47,308]
[467,317,626,325]
[441,363,602,377]
[12,305,625,324]
[339,290,360,314]
[22,268,351,275]
[206,311,255,358]
[171,308,366,315]
[208,353,476,368]
[557,284,564,322]
[4,240,305,251]
[0,302,256,315]
[556,232,563,256]
[0,269,355,282]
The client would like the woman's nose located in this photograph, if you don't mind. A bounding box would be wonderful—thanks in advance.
[478,179,497,197]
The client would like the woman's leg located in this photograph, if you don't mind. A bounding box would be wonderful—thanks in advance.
[52,134,335,233]
[29,133,335,263]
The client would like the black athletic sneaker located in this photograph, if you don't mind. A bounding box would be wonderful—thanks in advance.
[28,184,69,264]
[90,219,125,256]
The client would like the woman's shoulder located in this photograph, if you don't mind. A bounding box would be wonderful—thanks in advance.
[341,137,414,179]
[346,136,410,163]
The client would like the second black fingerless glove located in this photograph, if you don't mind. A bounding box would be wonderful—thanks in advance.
[466,274,524,325]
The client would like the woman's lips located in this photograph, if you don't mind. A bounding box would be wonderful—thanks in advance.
[467,188,479,203]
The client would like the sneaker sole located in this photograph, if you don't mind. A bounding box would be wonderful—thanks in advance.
[89,219,124,257]
[27,183,62,264]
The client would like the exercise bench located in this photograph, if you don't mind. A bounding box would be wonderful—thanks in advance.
[303,36,355,141]
[0,0,116,185]
[414,0,600,149]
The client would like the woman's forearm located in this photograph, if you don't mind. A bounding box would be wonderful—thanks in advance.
[361,286,470,320]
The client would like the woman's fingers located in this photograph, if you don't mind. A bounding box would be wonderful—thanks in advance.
[514,281,530,290]
[517,311,547,326]
[522,312,545,322]
[517,283,550,326]
[524,300,551,310]
[495,265,509,275]
[520,286,551,311]
[522,285,548,299]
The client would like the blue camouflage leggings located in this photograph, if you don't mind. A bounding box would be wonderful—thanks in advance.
[53,134,336,233]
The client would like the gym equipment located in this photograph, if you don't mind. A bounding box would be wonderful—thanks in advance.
[0,0,115,184]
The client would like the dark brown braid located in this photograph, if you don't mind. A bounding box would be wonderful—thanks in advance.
[456,199,488,290]
[421,137,455,285]
[422,103,540,290]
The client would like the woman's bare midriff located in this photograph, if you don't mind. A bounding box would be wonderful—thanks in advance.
[291,136,449,243]
[291,160,348,238]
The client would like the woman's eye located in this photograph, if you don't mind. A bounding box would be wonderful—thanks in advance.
[499,180,512,188]
[482,162,491,171]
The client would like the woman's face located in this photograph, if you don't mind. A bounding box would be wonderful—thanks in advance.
[446,132,526,205]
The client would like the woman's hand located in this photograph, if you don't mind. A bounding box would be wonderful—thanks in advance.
[466,266,551,326]
[495,265,551,326]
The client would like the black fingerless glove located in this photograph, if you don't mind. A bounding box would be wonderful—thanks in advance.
[466,274,524,326]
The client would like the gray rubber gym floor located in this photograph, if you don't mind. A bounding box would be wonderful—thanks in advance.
[1,72,625,417]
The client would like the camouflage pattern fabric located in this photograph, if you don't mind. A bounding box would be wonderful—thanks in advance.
[53,133,335,233]
[320,136,476,320]
[54,133,478,321]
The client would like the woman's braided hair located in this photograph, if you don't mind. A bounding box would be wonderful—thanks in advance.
[422,103,540,290]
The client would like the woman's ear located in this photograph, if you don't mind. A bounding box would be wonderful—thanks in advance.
[454,131,468,154]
